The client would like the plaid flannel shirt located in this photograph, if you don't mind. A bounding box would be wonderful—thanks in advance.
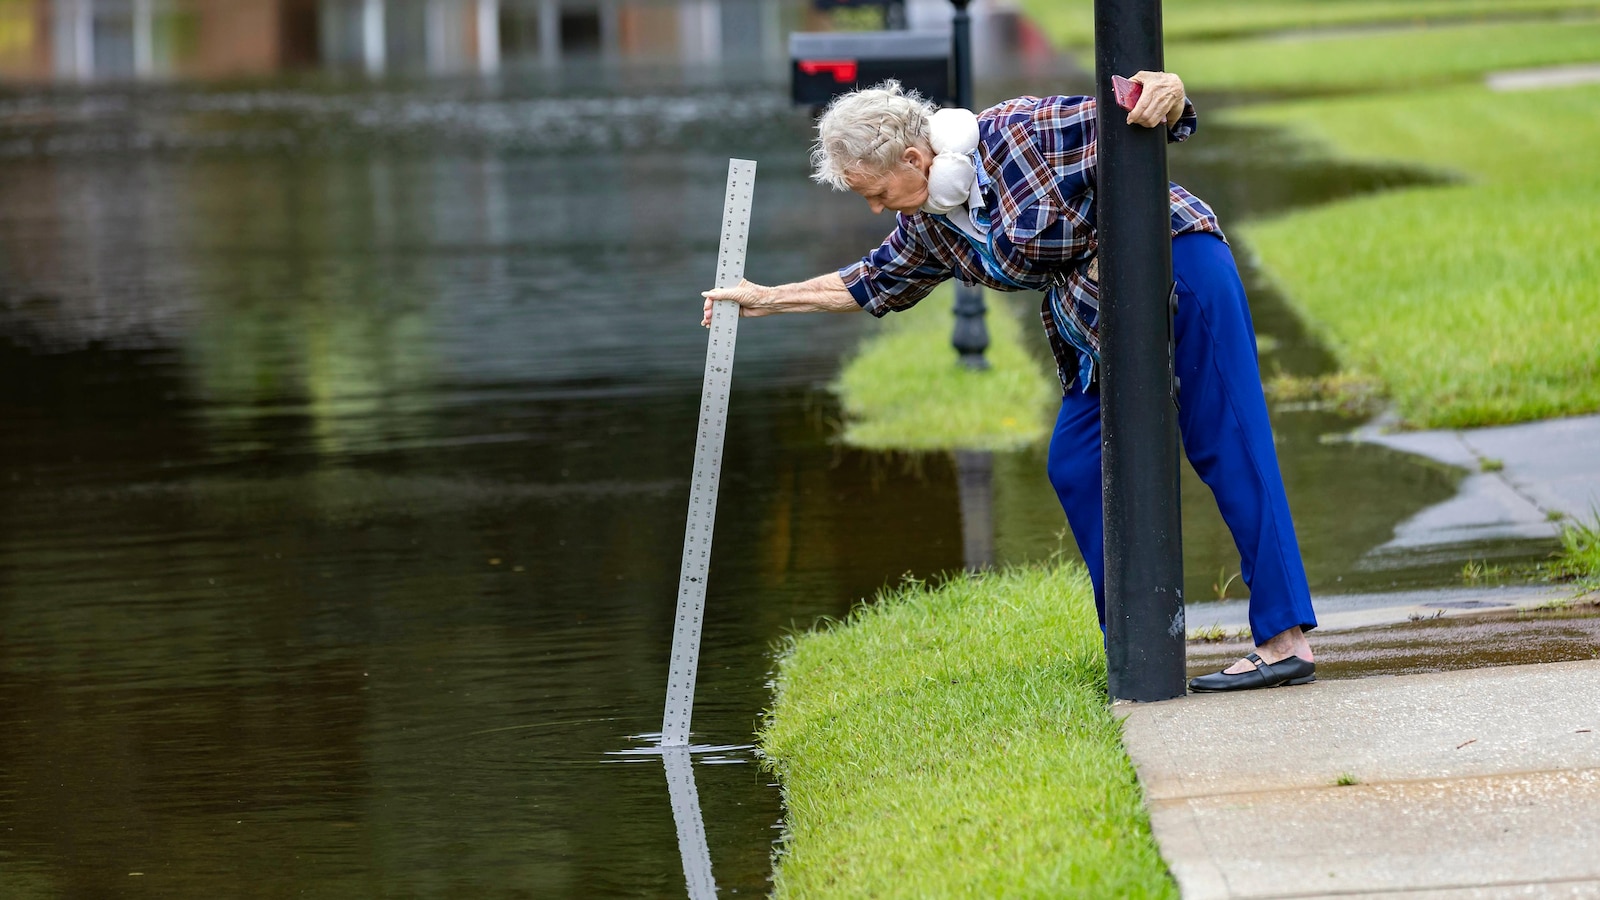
[839,94,1223,392]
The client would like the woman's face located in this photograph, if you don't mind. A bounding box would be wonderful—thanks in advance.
[845,145,933,215]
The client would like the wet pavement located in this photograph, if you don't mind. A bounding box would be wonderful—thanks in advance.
[1356,412,1600,551]
[1191,601,1600,681]
[1489,62,1600,91]
[1187,583,1594,640]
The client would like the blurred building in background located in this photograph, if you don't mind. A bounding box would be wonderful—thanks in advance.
[0,0,806,81]
[0,0,1038,83]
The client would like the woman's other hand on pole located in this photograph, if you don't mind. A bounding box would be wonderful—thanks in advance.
[1126,71,1187,128]
[702,279,770,327]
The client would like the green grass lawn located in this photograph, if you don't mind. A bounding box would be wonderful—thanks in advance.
[760,564,1176,899]
[1018,0,1600,45]
[1167,18,1600,93]
[1228,83,1600,428]
[833,285,1057,451]
[787,17,1598,892]
[1018,0,1600,427]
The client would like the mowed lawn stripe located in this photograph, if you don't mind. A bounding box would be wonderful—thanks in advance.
[1168,18,1600,92]
[1230,83,1600,428]
[1020,0,1600,46]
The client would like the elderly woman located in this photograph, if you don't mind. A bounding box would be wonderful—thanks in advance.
[703,75,1317,692]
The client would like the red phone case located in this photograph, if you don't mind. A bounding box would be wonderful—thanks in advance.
[1112,75,1142,111]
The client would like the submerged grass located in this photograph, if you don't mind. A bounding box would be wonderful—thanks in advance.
[1262,371,1387,417]
[833,285,1057,451]
[1018,0,1600,45]
[1549,516,1600,590]
[1168,18,1600,92]
[1229,83,1600,428]
[760,564,1175,899]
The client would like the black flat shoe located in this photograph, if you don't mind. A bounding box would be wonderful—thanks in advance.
[1188,652,1316,693]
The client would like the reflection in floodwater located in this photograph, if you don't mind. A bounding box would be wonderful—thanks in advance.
[663,747,718,900]
[955,450,995,570]
[609,737,756,898]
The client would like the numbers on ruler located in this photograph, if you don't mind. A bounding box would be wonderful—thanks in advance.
[662,159,756,747]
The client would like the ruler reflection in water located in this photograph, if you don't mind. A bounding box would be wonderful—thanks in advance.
[661,158,757,749]
[664,746,717,899]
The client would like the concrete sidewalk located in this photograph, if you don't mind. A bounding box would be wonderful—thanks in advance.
[1119,660,1600,899]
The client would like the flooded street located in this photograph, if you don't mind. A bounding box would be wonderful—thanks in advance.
[0,3,1572,896]
[0,65,916,897]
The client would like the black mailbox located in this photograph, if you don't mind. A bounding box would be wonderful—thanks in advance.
[790,31,953,108]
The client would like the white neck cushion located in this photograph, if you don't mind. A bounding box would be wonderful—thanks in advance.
[921,107,980,215]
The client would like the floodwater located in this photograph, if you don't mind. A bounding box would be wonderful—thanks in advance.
[0,19,1564,900]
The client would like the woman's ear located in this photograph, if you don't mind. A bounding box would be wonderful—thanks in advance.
[902,145,931,173]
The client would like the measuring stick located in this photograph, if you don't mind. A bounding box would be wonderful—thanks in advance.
[661,158,756,748]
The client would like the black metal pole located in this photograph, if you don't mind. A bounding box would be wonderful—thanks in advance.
[1094,0,1186,701]
[950,0,973,106]
[885,0,907,30]
[949,0,988,370]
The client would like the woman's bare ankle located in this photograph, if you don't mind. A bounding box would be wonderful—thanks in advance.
[1258,626,1313,664]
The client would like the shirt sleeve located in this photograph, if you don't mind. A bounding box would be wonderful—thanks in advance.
[838,219,952,317]
[1168,95,1198,143]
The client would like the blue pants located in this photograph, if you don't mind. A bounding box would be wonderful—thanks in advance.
[1047,232,1317,645]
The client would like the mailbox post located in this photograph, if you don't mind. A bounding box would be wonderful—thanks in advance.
[1095,0,1186,702]
[790,31,952,107]
[789,3,986,368]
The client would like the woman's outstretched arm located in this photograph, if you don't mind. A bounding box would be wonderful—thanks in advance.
[700,273,858,326]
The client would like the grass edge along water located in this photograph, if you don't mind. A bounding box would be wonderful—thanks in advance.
[831,285,1057,452]
[760,563,1177,899]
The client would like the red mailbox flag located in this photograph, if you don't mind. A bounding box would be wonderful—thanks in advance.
[797,60,859,83]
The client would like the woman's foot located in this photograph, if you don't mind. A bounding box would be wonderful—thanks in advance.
[1222,625,1313,674]
[1189,627,1315,693]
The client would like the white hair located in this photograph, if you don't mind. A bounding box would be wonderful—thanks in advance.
[810,80,938,191]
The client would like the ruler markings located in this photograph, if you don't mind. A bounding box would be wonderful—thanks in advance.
[661,158,756,748]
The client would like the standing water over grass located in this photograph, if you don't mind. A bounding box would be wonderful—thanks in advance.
[0,15,1551,900]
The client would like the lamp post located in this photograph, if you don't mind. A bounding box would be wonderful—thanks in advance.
[948,0,989,370]
[1095,0,1186,701]
[886,0,907,30]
